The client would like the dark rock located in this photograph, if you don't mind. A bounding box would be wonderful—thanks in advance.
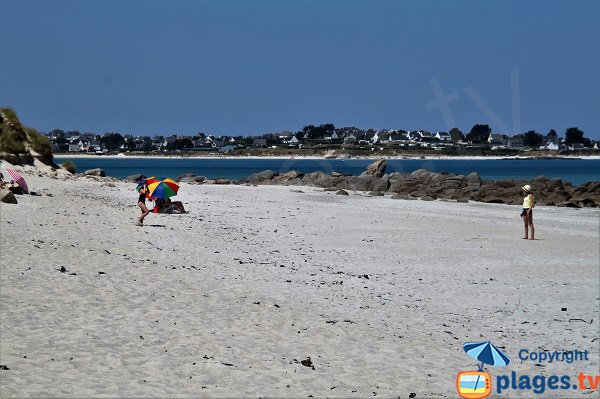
[421,195,434,201]
[363,160,387,178]
[372,177,390,192]
[215,178,231,185]
[582,181,600,192]
[344,176,369,191]
[123,174,146,182]
[369,191,384,196]
[179,176,206,184]
[534,175,550,182]
[336,190,349,196]
[177,173,196,180]
[546,190,571,204]
[314,176,344,189]
[572,197,598,207]
[0,189,17,204]
[494,179,518,189]
[300,357,314,370]
[546,179,565,192]
[441,179,464,190]
[410,168,430,177]
[481,197,506,204]
[302,171,326,185]
[389,177,423,193]
[391,193,416,200]
[557,201,582,208]
[465,172,482,185]
[273,170,304,182]
[84,168,106,177]
[246,170,276,183]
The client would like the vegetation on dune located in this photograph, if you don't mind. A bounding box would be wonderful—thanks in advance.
[60,161,76,173]
[0,127,27,154]
[26,127,53,162]
[0,107,53,164]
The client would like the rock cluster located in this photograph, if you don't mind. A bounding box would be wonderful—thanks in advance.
[236,160,599,208]
[124,160,598,208]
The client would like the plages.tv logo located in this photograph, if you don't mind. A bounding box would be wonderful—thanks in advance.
[456,341,511,399]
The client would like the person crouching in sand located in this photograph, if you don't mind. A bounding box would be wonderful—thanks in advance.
[137,183,150,226]
[520,184,535,240]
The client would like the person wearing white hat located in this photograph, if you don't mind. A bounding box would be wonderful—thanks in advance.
[520,184,535,240]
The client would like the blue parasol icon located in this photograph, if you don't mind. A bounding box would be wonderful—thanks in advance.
[463,341,510,394]
[464,341,511,371]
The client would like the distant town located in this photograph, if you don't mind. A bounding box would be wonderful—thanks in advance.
[46,123,597,156]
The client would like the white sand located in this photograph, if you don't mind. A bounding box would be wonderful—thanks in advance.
[1,169,598,398]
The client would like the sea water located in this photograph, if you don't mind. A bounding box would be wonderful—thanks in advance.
[54,156,600,186]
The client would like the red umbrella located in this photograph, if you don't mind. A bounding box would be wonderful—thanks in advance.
[6,168,28,193]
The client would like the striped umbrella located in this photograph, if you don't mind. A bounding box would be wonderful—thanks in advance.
[6,168,28,193]
[464,341,510,370]
[147,177,179,199]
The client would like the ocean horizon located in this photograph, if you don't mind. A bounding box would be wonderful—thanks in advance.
[54,156,600,186]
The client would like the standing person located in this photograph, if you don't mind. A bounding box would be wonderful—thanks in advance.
[520,184,535,240]
[137,183,150,226]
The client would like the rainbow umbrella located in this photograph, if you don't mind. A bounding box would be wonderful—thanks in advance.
[147,178,179,199]
[135,176,164,192]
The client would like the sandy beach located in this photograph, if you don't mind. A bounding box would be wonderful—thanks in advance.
[1,168,598,398]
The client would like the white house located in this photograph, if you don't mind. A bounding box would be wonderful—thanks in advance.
[434,131,452,142]
[371,131,381,144]
[488,134,509,147]
[408,131,433,141]
[68,142,81,152]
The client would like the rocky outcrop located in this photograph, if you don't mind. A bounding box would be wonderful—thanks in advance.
[83,168,106,177]
[237,166,599,208]
[246,170,277,184]
[179,175,206,184]
[0,188,17,204]
[362,159,387,178]
[123,174,146,182]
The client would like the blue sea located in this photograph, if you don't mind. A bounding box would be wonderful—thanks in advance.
[54,156,600,186]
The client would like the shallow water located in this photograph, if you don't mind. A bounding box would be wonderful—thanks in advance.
[54,156,600,185]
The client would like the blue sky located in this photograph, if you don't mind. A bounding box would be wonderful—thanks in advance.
[1,0,598,138]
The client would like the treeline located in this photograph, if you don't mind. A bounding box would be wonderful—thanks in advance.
[457,124,591,146]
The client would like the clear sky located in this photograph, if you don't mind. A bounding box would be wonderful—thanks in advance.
[1,0,598,138]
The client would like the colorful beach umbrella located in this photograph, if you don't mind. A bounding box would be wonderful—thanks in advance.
[135,176,164,192]
[6,168,28,193]
[464,341,510,369]
[147,178,179,199]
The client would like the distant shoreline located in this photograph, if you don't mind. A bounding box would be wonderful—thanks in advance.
[53,153,600,161]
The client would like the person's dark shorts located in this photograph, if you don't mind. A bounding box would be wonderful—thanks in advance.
[520,208,531,217]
